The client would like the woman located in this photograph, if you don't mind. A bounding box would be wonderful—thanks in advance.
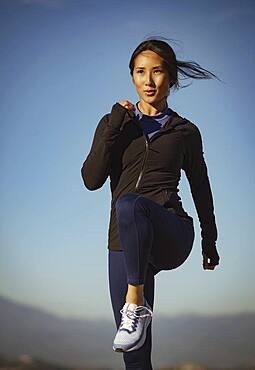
[81,37,221,370]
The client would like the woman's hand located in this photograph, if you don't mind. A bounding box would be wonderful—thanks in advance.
[202,252,219,270]
[118,100,136,112]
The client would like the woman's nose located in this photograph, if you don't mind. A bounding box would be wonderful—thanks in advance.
[145,74,154,85]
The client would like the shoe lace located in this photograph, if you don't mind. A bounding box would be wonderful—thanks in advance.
[119,304,153,331]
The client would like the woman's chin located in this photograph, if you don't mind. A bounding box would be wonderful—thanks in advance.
[141,96,165,105]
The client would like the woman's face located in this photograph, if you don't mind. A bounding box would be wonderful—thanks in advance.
[132,50,171,106]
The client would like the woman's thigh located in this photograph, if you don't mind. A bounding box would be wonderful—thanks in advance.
[121,193,195,271]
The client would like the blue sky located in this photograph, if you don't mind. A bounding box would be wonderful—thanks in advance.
[1,0,254,320]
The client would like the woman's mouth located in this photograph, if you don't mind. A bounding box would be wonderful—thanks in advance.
[144,90,156,96]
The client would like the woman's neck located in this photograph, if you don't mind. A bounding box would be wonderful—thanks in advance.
[137,100,168,116]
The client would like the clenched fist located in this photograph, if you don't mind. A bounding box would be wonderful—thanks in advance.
[118,100,136,112]
[202,252,219,270]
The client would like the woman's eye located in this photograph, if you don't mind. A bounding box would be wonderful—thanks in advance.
[136,70,162,74]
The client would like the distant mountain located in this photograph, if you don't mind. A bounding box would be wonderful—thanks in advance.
[0,353,75,369]
[0,296,255,370]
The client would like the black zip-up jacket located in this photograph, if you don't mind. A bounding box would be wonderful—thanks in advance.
[81,102,219,264]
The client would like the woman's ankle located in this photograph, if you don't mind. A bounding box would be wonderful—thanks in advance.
[126,283,145,305]
[125,295,144,306]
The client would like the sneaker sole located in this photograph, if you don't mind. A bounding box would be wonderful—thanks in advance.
[112,346,125,352]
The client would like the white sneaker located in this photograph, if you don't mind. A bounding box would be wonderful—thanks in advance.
[113,298,153,352]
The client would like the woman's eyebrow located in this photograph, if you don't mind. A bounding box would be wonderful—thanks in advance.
[135,65,164,69]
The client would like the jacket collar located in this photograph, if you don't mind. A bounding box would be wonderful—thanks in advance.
[123,107,188,133]
[134,101,172,121]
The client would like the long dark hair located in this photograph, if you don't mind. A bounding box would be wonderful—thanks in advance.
[129,36,222,94]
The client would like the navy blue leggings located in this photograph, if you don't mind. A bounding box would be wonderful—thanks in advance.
[108,192,195,370]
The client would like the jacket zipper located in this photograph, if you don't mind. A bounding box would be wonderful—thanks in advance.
[132,113,177,192]
[135,135,149,191]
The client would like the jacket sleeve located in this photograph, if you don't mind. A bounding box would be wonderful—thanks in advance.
[182,124,220,265]
[81,102,128,190]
